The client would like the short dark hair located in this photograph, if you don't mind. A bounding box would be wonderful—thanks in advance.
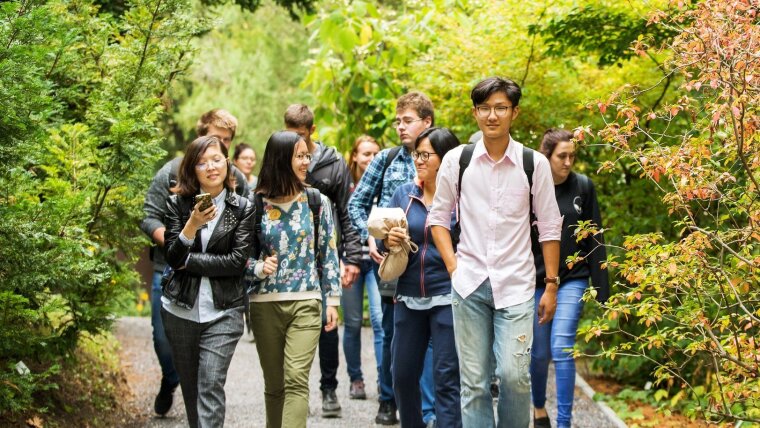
[196,109,238,138]
[470,77,522,107]
[233,142,255,161]
[255,131,306,198]
[284,104,314,129]
[540,128,574,158]
[414,127,461,159]
[173,136,233,197]
[397,92,435,126]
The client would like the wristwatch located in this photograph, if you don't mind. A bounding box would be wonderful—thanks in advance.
[544,276,560,286]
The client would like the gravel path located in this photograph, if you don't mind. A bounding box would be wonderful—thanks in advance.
[115,316,622,427]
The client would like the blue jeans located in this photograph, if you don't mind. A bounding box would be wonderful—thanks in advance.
[393,302,461,428]
[152,270,179,387]
[376,265,436,423]
[452,278,534,428]
[530,279,587,428]
[341,260,384,383]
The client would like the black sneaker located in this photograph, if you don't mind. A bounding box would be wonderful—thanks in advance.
[322,388,341,418]
[154,379,179,416]
[534,415,552,428]
[375,400,398,425]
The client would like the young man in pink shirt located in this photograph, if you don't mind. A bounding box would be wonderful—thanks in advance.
[429,77,563,427]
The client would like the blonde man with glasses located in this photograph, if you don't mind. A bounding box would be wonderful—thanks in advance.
[348,92,438,426]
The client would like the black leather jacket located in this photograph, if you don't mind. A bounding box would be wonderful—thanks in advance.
[163,191,254,310]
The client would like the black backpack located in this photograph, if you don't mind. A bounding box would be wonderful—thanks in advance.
[250,187,323,278]
[452,143,538,250]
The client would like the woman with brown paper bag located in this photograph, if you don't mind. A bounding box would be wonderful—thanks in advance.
[367,207,418,281]
[379,127,463,428]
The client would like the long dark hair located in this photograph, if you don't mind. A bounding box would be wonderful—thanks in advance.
[414,127,461,159]
[255,131,306,198]
[173,136,233,197]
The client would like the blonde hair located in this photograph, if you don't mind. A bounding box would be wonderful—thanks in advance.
[196,109,238,139]
[349,135,380,183]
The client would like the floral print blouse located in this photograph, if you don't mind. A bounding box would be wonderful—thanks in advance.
[246,191,341,306]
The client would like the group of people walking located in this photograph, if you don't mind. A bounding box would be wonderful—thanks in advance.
[140,76,609,428]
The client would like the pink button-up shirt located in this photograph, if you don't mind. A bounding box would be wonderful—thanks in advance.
[429,138,563,309]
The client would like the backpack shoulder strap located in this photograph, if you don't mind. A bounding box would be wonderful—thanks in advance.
[305,188,323,275]
[522,146,535,219]
[452,144,476,249]
[252,193,265,260]
[576,173,591,205]
[457,144,476,201]
[377,146,403,203]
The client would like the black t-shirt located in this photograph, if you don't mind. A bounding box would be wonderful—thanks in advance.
[533,172,609,302]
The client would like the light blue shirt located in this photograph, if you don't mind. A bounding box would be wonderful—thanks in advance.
[396,294,452,310]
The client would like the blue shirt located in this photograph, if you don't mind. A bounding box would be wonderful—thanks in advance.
[348,146,416,242]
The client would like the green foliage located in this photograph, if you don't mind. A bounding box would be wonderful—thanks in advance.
[302,0,424,150]
[529,4,679,67]
[95,0,317,19]
[169,2,313,162]
[0,0,196,416]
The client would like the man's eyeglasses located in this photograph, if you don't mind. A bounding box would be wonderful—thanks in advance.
[475,105,513,118]
[411,151,437,162]
[392,117,424,128]
[196,158,227,171]
[295,153,313,162]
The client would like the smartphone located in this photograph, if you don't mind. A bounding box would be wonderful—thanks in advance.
[195,193,213,211]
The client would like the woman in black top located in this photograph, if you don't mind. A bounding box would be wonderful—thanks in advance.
[530,128,609,428]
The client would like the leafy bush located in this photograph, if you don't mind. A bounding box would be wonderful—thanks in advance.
[580,0,760,423]
[0,0,197,416]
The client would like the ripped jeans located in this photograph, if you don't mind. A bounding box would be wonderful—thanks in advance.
[452,278,534,428]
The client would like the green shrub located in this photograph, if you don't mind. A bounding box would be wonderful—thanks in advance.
[0,0,198,416]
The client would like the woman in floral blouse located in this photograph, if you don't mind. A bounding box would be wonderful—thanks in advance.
[246,130,341,428]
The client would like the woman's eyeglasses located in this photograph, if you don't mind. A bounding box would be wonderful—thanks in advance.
[295,153,313,161]
[196,158,227,171]
[411,151,437,162]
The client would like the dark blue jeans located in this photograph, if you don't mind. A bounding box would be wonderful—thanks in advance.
[375,265,435,423]
[341,260,383,382]
[319,300,340,392]
[392,302,461,428]
[151,270,179,387]
[530,279,587,428]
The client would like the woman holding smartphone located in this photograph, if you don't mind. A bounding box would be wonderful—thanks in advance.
[162,135,254,428]
[247,130,341,428]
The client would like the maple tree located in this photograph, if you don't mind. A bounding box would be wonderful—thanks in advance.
[580,0,759,422]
